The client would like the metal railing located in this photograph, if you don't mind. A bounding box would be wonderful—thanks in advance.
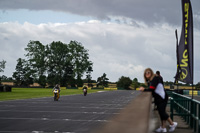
[170,92,200,133]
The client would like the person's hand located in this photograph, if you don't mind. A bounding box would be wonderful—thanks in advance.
[139,87,145,91]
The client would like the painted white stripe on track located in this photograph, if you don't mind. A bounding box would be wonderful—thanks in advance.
[0,110,120,114]
[0,117,110,122]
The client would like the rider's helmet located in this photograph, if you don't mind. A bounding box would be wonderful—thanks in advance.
[55,84,59,88]
[83,85,87,89]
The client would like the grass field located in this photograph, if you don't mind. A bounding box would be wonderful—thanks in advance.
[0,88,104,101]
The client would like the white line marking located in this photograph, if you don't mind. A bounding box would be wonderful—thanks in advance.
[0,110,120,115]
[0,117,110,122]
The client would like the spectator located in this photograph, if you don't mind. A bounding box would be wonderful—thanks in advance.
[140,68,177,132]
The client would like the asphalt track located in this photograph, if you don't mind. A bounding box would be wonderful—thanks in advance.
[190,95,200,101]
[0,90,140,133]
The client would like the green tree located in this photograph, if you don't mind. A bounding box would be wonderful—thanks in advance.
[61,64,74,87]
[46,41,70,86]
[97,73,109,87]
[68,41,93,87]
[1,75,7,81]
[13,58,35,86]
[0,60,6,73]
[0,75,13,82]
[0,74,6,84]
[117,76,132,90]
[131,78,139,90]
[14,40,93,87]
[196,82,200,89]
[86,66,93,87]
[25,41,47,87]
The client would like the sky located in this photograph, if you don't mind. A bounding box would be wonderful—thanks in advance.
[0,0,200,83]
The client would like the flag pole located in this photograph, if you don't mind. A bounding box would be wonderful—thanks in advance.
[192,84,194,99]
[175,29,179,91]
[191,0,194,125]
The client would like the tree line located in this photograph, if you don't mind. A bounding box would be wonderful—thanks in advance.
[0,40,142,89]
[11,40,93,87]
[1,40,199,89]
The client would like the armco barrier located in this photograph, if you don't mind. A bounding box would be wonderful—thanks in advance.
[183,90,190,95]
[183,90,200,96]
[78,87,92,90]
[189,90,198,95]
[104,87,117,90]
[60,87,66,90]
[91,87,104,90]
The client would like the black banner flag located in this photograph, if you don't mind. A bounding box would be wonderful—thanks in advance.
[174,0,193,84]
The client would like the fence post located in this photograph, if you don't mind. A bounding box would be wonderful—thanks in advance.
[194,102,197,133]
[190,99,193,129]
[198,104,200,133]
[170,97,174,120]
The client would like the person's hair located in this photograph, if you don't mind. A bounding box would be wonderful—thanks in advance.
[143,68,155,84]
[156,71,160,75]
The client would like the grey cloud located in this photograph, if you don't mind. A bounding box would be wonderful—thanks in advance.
[0,0,200,27]
[0,20,200,82]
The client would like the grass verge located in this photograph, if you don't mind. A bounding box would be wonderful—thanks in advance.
[0,88,104,101]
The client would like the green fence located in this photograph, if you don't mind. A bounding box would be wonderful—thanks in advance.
[170,92,200,133]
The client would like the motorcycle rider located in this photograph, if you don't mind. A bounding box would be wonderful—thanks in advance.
[53,84,61,98]
[83,85,88,96]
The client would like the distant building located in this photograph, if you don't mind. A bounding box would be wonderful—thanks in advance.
[1,82,14,86]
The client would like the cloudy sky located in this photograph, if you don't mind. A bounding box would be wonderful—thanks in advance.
[0,0,200,83]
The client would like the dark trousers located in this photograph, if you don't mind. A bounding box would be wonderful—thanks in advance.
[157,100,169,121]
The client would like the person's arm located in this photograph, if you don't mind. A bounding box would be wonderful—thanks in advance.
[140,77,159,92]
[139,86,154,92]
[144,76,160,92]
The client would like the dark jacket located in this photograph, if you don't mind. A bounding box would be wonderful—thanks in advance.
[145,76,168,105]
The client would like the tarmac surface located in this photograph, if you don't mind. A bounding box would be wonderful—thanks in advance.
[0,90,140,133]
[189,95,200,101]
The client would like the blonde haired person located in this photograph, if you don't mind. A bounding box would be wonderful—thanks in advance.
[140,68,177,132]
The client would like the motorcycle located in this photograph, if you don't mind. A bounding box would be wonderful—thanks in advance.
[53,89,59,101]
[83,88,87,96]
